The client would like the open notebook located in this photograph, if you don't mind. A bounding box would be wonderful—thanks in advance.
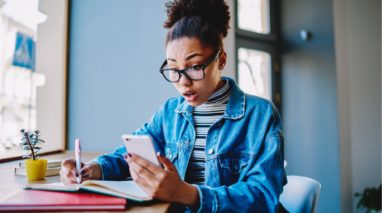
[24,180,151,202]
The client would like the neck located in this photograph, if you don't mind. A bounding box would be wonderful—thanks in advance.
[214,79,225,92]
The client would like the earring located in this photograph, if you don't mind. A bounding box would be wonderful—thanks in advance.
[219,63,225,70]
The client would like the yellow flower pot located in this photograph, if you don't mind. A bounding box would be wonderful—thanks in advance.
[25,159,47,181]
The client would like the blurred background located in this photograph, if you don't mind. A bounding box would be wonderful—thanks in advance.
[0,0,380,212]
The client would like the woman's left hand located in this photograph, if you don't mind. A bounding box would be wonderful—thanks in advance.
[124,152,199,207]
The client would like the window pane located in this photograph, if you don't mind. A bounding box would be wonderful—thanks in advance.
[0,0,47,158]
[238,0,270,34]
[238,48,272,100]
[0,0,69,160]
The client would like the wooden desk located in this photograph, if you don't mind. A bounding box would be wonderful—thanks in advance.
[0,152,171,212]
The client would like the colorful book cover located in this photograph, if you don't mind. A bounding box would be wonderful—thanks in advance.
[0,190,127,211]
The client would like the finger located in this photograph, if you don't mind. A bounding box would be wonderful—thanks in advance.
[123,154,129,163]
[80,167,88,176]
[61,158,76,169]
[128,159,156,183]
[129,153,162,174]
[126,155,137,181]
[80,164,92,176]
[61,178,77,185]
[59,169,68,184]
[128,165,152,195]
[72,168,80,178]
[60,166,76,179]
[129,167,139,181]
[80,174,91,182]
[80,169,90,180]
[60,168,78,185]
[157,152,177,171]
[133,175,153,198]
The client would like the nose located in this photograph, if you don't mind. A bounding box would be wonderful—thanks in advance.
[178,73,192,86]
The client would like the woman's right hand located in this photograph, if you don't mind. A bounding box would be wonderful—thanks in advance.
[60,158,102,184]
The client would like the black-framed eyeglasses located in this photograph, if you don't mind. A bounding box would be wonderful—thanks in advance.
[159,50,221,83]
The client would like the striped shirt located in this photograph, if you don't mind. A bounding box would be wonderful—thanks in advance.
[185,80,231,185]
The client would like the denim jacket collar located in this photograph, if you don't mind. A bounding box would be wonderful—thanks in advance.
[174,77,245,120]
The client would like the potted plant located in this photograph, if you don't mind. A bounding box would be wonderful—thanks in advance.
[20,129,47,181]
[355,184,382,213]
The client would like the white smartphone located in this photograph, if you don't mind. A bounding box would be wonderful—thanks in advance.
[122,134,160,166]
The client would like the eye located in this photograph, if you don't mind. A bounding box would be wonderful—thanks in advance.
[190,65,204,71]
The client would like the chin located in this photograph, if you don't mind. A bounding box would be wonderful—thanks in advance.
[187,100,205,107]
[184,95,208,106]
[188,102,201,107]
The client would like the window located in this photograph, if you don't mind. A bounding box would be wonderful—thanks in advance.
[235,0,281,108]
[237,0,270,34]
[238,47,272,99]
[0,0,69,161]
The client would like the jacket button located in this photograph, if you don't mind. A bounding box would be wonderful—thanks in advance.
[208,148,214,155]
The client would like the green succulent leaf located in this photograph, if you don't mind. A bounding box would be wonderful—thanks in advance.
[19,129,45,160]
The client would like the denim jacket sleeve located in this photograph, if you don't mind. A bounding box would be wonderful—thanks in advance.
[91,102,167,180]
[91,145,130,180]
[195,104,286,213]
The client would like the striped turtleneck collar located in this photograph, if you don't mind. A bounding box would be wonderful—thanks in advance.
[200,79,231,106]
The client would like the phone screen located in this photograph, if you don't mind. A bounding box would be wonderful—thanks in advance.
[122,134,160,166]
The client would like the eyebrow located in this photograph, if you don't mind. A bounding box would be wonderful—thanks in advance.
[167,53,203,62]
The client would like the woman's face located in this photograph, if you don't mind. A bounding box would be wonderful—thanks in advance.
[165,37,224,106]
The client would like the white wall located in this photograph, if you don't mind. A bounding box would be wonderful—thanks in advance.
[36,0,68,152]
[333,0,381,212]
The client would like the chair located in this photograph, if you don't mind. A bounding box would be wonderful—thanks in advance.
[279,175,321,213]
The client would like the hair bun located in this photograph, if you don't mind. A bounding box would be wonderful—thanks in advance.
[164,0,230,37]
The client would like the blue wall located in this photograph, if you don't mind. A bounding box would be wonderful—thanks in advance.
[281,0,340,212]
[68,0,177,152]
[69,1,342,212]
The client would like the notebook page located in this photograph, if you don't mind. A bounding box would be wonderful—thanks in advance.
[24,182,80,191]
[81,180,151,201]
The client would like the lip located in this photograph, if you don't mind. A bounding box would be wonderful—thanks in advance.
[182,90,195,96]
[182,90,198,102]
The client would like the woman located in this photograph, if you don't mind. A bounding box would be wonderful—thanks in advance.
[60,0,287,212]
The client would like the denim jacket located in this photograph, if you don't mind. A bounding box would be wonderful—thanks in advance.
[93,77,286,213]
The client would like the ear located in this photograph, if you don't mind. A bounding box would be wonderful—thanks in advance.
[218,50,227,70]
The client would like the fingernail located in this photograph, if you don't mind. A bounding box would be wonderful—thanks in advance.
[157,152,163,157]
[127,153,132,158]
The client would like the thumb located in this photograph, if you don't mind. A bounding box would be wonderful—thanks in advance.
[157,152,176,171]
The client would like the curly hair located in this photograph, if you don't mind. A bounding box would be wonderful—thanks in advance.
[164,0,230,51]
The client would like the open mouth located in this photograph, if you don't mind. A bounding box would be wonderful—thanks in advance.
[183,91,196,97]
[183,91,198,101]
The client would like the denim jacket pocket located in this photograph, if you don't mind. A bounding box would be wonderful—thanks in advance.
[165,145,178,163]
[218,154,250,185]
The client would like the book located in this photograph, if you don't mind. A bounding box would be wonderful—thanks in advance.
[24,180,152,202]
[0,189,127,211]
[18,159,61,168]
[14,166,61,177]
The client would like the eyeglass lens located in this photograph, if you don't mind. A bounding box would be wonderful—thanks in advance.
[162,66,204,82]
